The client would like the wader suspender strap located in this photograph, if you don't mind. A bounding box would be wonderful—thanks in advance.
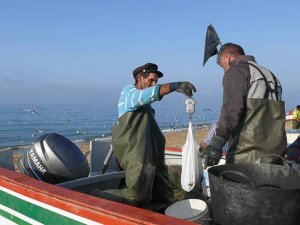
[240,61,280,100]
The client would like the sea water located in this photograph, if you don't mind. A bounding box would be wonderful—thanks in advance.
[0,103,218,148]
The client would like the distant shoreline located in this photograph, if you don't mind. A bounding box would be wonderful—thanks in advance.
[10,126,211,172]
[9,121,295,172]
[0,102,215,147]
[2,122,213,151]
[3,120,293,152]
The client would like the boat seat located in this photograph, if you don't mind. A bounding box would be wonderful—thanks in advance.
[57,171,125,189]
[0,148,14,171]
[89,139,116,176]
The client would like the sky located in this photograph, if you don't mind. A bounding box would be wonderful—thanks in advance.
[0,0,300,110]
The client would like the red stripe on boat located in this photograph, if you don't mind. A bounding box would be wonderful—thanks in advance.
[0,168,195,225]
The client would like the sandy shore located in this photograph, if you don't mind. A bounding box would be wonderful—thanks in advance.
[76,120,293,154]
[12,127,210,171]
[74,127,210,161]
[12,120,293,171]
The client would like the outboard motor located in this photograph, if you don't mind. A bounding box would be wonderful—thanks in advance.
[17,133,90,184]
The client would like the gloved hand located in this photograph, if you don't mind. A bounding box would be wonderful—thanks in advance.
[169,82,196,97]
[201,135,226,168]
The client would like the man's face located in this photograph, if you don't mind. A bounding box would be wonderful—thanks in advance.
[137,72,158,89]
[218,54,231,73]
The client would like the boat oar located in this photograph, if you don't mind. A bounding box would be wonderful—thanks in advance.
[100,145,114,175]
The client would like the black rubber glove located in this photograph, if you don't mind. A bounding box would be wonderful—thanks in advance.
[201,135,226,168]
[169,82,196,98]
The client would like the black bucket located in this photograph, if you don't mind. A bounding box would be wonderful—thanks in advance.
[208,163,300,225]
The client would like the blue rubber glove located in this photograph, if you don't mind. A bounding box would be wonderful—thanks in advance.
[201,135,226,168]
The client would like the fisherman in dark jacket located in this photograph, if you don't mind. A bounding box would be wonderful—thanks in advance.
[202,43,287,166]
[112,63,196,207]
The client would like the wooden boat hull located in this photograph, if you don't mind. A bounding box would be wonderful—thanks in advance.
[0,168,195,225]
[2,139,299,224]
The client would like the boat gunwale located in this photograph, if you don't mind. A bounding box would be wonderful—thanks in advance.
[0,168,195,225]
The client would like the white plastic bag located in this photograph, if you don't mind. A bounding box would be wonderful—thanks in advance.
[181,121,203,192]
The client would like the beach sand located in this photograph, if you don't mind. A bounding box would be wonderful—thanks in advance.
[76,120,293,154]
[12,127,210,171]
[75,127,210,158]
[12,120,293,171]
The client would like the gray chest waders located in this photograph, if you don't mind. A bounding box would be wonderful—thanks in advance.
[227,62,287,164]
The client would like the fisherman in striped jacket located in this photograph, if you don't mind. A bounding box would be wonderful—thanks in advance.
[112,63,196,207]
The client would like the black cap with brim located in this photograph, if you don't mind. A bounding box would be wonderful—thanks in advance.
[133,63,164,78]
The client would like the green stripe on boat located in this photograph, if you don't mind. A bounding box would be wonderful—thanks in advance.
[0,187,102,225]
[0,208,31,225]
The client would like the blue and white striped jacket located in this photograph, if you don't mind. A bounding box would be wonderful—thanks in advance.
[117,84,161,118]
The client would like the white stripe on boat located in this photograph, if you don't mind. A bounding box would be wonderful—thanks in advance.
[0,186,103,225]
[0,204,43,225]
[0,216,18,225]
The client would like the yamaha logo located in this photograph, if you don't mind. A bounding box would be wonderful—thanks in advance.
[29,149,46,174]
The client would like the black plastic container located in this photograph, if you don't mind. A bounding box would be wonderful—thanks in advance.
[208,163,300,225]
[18,133,90,184]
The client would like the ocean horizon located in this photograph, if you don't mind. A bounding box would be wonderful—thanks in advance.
[0,102,219,149]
